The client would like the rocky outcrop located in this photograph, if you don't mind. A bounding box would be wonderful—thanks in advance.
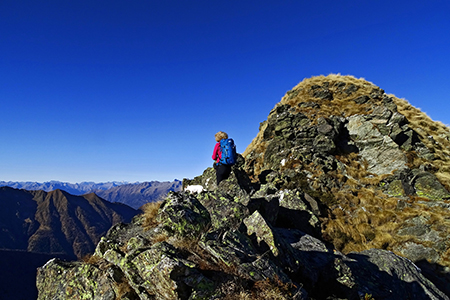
[37,182,448,299]
[242,75,450,276]
[37,75,450,299]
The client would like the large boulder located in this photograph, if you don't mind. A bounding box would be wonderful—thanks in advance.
[36,259,121,300]
[346,114,408,175]
[413,170,450,201]
[276,189,322,237]
[348,249,449,300]
[196,192,249,232]
[156,192,211,240]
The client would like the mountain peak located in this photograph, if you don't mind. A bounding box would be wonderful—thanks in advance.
[244,74,450,182]
[36,75,450,299]
[241,74,450,263]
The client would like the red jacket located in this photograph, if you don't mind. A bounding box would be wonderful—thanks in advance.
[212,142,221,163]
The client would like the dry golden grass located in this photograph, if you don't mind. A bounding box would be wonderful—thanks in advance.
[441,247,450,266]
[81,253,102,265]
[243,138,268,181]
[322,157,415,254]
[280,74,380,122]
[141,201,162,231]
[326,129,450,260]
[221,276,298,300]
[323,178,450,259]
[221,291,252,300]
[149,232,169,244]
[250,277,299,300]
[169,235,200,253]
[392,96,450,190]
[114,276,134,300]
[243,122,267,158]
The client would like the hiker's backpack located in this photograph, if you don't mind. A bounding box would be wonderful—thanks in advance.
[219,138,237,165]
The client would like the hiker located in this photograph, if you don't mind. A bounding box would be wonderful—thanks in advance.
[212,131,237,185]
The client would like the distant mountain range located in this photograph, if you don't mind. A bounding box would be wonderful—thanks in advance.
[0,180,183,209]
[0,186,138,259]
[96,180,182,209]
[0,180,128,195]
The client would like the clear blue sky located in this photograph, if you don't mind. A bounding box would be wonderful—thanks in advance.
[1,0,449,183]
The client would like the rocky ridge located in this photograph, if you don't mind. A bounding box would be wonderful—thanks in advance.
[36,75,450,299]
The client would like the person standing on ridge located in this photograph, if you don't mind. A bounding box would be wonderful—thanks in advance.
[212,131,237,185]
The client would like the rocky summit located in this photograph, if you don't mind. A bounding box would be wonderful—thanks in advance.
[37,75,450,299]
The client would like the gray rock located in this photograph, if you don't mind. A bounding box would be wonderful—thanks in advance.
[348,249,449,300]
[353,95,370,104]
[156,192,211,240]
[37,259,121,300]
[346,114,408,175]
[413,171,450,201]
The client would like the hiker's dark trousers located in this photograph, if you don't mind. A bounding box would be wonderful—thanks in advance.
[215,163,231,185]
